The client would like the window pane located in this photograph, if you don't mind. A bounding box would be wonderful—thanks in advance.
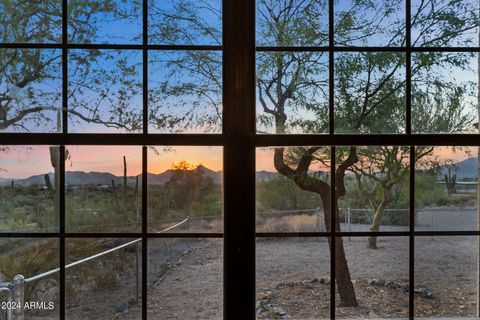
[68,0,142,44]
[412,52,478,133]
[334,52,406,134]
[256,52,328,134]
[256,147,330,232]
[0,238,59,319]
[66,238,142,319]
[337,146,410,238]
[68,49,142,133]
[415,146,478,231]
[0,146,59,232]
[148,0,221,45]
[412,0,480,47]
[256,0,328,47]
[65,146,142,233]
[148,51,222,133]
[336,237,409,319]
[335,0,406,47]
[0,0,62,43]
[147,238,222,319]
[256,238,330,319]
[415,236,478,318]
[147,146,222,233]
[0,49,62,133]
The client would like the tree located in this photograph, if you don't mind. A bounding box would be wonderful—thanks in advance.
[129,0,479,308]
[2,0,479,309]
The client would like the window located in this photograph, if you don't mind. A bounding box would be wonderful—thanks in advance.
[0,1,479,319]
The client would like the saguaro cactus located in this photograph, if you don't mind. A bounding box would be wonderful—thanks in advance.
[111,156,139,212]
[444,167,457,195]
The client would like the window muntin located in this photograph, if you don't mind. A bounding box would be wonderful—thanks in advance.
[0,1,479,320]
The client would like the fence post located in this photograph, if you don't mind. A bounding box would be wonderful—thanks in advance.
[0,287,12,320]
[347,207,351,240]
[12,275,25,320]
[135,242,140,303]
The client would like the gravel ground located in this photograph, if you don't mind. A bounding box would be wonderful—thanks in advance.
[17,234,478,319]
[142,236,478,320]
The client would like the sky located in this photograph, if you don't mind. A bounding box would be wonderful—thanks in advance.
[1,1,480,178]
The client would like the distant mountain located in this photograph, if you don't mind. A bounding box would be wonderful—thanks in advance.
[440,157,478,180]
[256,170,277,182]
[146,165,222,185]
[0,166,279,186]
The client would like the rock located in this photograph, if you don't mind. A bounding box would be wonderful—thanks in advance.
[310,278,319,283]
[415,288,433,299]
[273,306,287,316]
[396,287,409,294]
[115,301,129,313]
[261,290,273,299]
[369,278,386,286]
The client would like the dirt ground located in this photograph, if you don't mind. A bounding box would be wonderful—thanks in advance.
[142,236,478,320]
[20,236,478,319]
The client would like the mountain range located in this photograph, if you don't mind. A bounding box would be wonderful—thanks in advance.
[1,157,477,186]
[0,165,277,186]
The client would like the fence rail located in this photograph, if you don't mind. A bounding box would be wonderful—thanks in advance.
[0,218,189,320]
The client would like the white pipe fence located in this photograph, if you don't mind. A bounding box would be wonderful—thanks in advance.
[0,218,189,320]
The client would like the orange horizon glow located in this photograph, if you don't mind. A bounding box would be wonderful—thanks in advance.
[0,145,477,179]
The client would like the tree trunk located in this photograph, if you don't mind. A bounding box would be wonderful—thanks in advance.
[320,187,358,307]
[273,147,359,307]
[367,201,388,249]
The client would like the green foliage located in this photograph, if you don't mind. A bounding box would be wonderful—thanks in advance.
[0,239,59,301]
[256,175,320,212]
[148,162,222,222]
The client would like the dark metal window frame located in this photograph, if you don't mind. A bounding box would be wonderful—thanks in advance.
[0,0,479,319]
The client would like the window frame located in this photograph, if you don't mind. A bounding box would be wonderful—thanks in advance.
[0,0,479,319]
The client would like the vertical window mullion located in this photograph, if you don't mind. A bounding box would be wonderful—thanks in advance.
[223,0,256,319]
[59,146,66,320]
[141,146,147,320]
[406,1,414,318]
[330,146,336,319]
[409,146,415,319]
[142,1,148,318]
[60,1,68,318]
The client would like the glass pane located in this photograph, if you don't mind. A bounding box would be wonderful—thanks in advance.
[0,146,59,232]
[148,0,221,45]
[256,52,329,134]
[0,0,62,43]
[68,49,143,133]
[335,0,406,47]
[334,52,406,134]
[337,146,410,237]
[65,146,142,233]
[256,237,330,320]
[415,236,478,318]
[412,52,478,134]
[147,238,222,319]
[336,237,409,319]
[148,51,222,133]
[256,0,328,47]
[0,238,59,319]
[147,146,223,233]
[256,147,330,232]
[68,0,142,44]
[66,238,142,319]
[0,49,62,133]
[411,0,480,47]
[415,146,478,231]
